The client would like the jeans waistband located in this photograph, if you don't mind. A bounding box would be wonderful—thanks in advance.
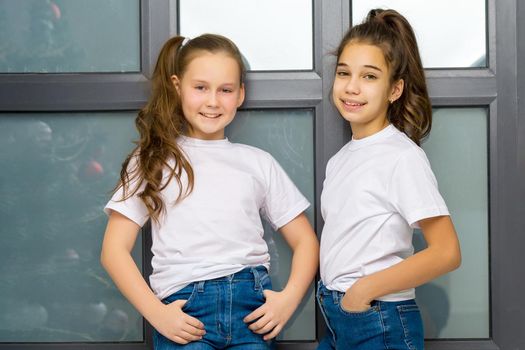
[215,265,266,280]
[189,266,267,292]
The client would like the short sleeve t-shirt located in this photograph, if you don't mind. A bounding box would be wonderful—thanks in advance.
[320,125,449,301]
[105,136,310,299]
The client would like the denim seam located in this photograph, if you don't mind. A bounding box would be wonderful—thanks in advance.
[397,305,416,350]
[317,283,337,345]
[377,302,390,349]
[181,283,198,312]
[251,266,261,291]
[226,281,233,343]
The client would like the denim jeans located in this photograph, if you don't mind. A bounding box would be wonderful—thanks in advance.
[317,281,424,350]
[154,266,274,350]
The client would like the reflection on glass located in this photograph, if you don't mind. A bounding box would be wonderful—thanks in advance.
[0,0,140,73]
[0,113,143,342]
[352,0,486,68]
[178,0,313,71]
[226,110,315,340]
[415,108,489,338]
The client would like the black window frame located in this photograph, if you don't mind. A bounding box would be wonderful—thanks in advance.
[1,0,524,349]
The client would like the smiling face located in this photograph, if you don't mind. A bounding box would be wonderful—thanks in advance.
[332,41,403,139]
[173,51,245,140]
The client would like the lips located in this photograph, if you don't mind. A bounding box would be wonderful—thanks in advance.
[341,99,365,106]
[199,112,222,119]
[340,99,366,111]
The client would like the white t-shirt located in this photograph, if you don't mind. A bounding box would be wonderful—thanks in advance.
[320,125,449,301]
[105,136,310,300]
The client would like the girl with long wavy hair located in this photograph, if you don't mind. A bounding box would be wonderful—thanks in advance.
[318,9,461,349]
[100,33,318,349]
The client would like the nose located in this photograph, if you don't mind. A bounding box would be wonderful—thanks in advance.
[206,92,219,108]
[344,76,360,94]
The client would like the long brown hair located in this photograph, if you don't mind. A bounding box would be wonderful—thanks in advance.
[116,34,246,223]
[337,9,431,145]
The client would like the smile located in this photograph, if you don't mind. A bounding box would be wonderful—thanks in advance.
[340,99,366,112]
[199,112,222,119]
[341,100,366,107]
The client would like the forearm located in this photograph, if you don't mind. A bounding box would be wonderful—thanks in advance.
[244,214,319,340]
[279,213,319,305]
[282,234,319,304]
[356,244,460,302]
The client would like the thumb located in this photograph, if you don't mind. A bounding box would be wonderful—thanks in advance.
[173,299,187,309]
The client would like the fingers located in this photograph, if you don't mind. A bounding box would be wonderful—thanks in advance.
[243,305,265,323]
[180,329,204,342]
[184,314,205,330]
[165,317,206,344]
[263,324,283,340]
[161,300,206,344]
[248,314,276,334]
[181,321,206,336]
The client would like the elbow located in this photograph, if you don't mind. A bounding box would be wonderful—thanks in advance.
[445,244,462,272]
[453,248,462,270]
[100,245,110,271]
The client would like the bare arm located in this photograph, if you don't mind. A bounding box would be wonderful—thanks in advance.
[343,215,461,311]
[100,211,205,344]
[244,212,319,340]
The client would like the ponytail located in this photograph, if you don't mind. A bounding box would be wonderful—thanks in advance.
[117,36,193,223]
[337,9,431,145]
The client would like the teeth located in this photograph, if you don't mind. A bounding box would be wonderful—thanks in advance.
[342,101,364,106]
[200,113,220,118]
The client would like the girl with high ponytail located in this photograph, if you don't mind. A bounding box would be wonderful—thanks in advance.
[318,9,461,349]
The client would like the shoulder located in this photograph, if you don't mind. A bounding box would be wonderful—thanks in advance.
[384,127,429,164]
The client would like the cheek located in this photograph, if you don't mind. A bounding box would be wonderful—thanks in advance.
[223,95,242,110]
[180,91,202,110]
[332,80,345,98]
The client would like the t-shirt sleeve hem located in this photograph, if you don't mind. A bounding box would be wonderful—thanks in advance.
[271,199,310,230]
[104,203,148,227]
[407,206,450,229]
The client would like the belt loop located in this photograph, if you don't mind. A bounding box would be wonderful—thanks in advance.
[332,290,340,304]
[251,267,261,291]
[197,280,205,292]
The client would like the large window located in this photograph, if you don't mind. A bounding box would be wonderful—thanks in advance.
[0,1,523,349]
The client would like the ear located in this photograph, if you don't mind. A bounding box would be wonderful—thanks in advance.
[237,83,246,107]
[389,79,404,103]
[171,75,181,94]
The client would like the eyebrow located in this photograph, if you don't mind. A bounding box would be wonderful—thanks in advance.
[336,62,383,72]
[190,79,238,86]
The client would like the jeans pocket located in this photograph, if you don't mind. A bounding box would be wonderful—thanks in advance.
[337,293,378,317]
[397,303,424,350]
[162,283,198,312]
[338,302,378,317]
[256,270,272,300]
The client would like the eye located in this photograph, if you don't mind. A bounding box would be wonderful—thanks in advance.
[336,70,350,77]
[363,74,377,80]
[194,85,206,91]
[221,88,233,93]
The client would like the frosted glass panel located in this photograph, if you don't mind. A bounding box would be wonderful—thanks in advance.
[178,0,313,70]
[0,113,143,342]
[415,108,489,338]
[226,110,315,340]
[352,0,486,68]
[0,0,140,73]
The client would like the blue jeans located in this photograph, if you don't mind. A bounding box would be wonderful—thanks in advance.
[154,266,274,349]
[317,281,424,350]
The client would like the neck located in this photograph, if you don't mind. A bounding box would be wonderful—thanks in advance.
[350,118,390,140]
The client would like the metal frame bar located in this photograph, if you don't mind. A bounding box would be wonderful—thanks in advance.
[1,0,524,349]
